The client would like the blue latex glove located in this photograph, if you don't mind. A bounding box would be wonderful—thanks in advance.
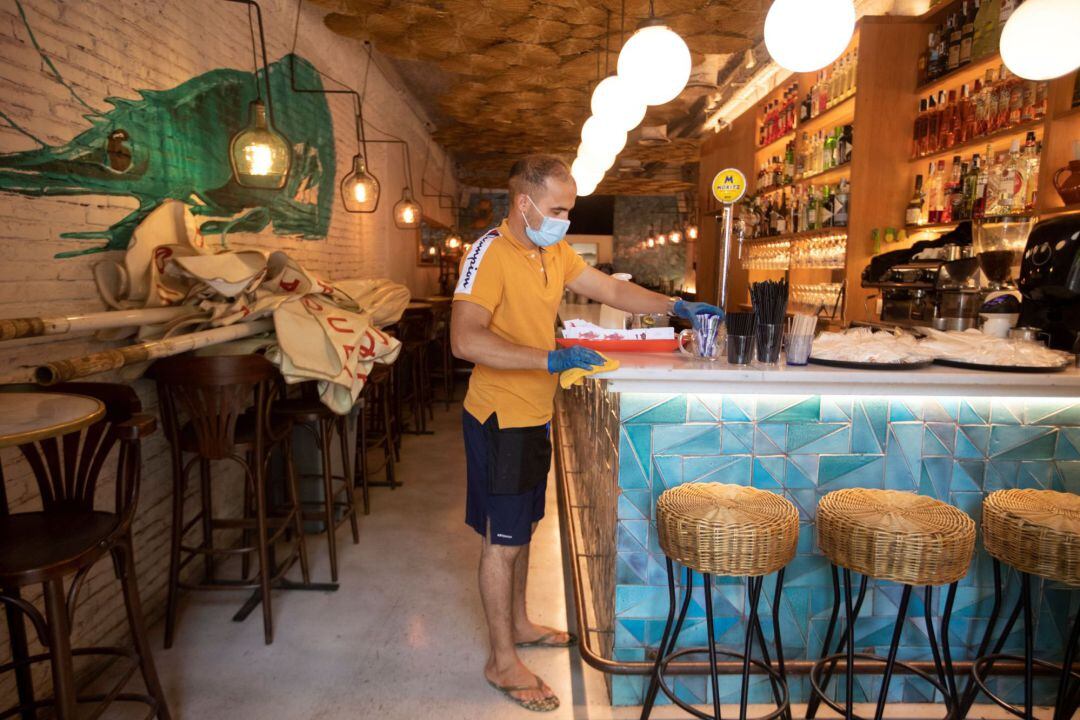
[547,345,606,374]
[673,299,724,322]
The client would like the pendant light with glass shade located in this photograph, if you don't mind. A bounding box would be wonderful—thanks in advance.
[227,1,292,189]
[616,1,692,106]
[1000,0,1080,81]
[392,143,422,229]
[580,115,628,160]
[590,75,648,132]
[764,0,856,73]
[340,96,380,213]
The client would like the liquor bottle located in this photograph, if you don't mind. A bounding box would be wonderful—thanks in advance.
[974,145,992,218]
[938,90,955,151]
[1035,81,1048,120]
[947,156,965,223]
[995,66,1012,130]
[960,84,977,144]
[839,124,853,165]
[906,174,926,226]
[777,192,789,235]
[800,87,812,123]
[796,132,808,177]
[807,188,818,231]
[818,71,829,115]
[925,94,940,155]
[962,154,981,219]
[823,129,837,171]
[998,140,1024,214]
[819,185,833,228]
[947,12,962,72]
[973,0,1001,59]
[927,31,942,81]
[834,178,850,228]
[1007,73,1024,126]
[784,142,795,184]
[960,1,975,66]
[999,0,1018,26]
[1022,131,1040,211]
[913,98,928,157]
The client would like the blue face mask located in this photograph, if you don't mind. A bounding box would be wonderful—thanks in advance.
[522,195,570,247]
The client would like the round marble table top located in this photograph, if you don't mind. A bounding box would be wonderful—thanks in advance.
[0,393,104,448]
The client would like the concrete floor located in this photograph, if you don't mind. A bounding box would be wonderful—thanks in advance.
[102,402,1046,719]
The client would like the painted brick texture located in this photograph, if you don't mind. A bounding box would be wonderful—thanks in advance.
[0,0,458,706]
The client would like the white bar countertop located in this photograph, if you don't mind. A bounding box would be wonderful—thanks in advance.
[558,301,1080,398]
[592,352,1080,398]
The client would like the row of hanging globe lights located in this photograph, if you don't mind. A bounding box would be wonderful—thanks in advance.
[572,0,1077,200]
[572,4,692,197]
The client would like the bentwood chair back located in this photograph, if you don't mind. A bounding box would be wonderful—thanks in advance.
[0,382,169,719]
[152,353,309,647]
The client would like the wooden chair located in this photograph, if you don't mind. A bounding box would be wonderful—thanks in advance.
[396,310,434,433]
[424,299,455,410]
[273,382,359,582]
[0,383,170,719]
[153,354,310,647]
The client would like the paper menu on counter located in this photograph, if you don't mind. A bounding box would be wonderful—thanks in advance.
[562,319,675,341]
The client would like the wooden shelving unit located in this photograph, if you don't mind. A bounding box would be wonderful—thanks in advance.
[796,161,853,186]
[915,51,1002,95]
[911,118,1045,165]
[797,95,857,137]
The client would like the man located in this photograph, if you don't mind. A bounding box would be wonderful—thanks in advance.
[450,154,722,712]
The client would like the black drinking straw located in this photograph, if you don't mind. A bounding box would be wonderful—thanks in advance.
[725,312,755,336]
[750,279,789,325]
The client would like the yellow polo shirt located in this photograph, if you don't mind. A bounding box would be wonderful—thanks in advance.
[454,219,587,428]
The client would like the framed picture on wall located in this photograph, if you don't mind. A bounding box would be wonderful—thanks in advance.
[418,216,450,266]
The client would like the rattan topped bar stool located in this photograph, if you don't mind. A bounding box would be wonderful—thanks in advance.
[958,489,1080,720]
[807,489,976,720]
[641,483,800,720]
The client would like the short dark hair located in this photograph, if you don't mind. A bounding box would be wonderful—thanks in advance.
[508,154,574,200]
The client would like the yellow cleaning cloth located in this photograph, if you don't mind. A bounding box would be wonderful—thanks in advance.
[559,353,620,389]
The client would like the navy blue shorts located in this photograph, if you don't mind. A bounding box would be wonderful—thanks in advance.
[463,410,548,546]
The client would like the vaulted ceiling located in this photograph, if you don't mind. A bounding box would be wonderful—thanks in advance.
[314,0,766,195]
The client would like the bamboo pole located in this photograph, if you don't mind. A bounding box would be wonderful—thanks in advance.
[0,307,199,341]
[32,320,275,385]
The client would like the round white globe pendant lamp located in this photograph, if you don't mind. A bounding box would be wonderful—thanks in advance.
[590,75,648,131]
[580,116,628,160]
[764,0,856,73]
[616,10,692,106]
[571,156,604,188]
[1000,0,1080,80]
[577,143,617,174]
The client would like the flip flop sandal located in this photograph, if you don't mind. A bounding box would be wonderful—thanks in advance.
[516,631,579,649]
[487,675,560,712]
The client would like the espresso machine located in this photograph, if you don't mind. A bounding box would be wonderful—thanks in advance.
[1017,213,1080,353]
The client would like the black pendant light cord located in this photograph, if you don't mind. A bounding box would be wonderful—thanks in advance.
[288,0,416,193]
[226,0,278,127]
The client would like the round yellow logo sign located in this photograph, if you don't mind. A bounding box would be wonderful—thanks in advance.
[711,168,747,205]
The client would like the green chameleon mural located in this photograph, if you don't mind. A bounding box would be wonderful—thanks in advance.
[0,10,335,258]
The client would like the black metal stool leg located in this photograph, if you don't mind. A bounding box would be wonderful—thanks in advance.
[957,559,1007,718]
[642,565,695,720]
[843,568,856,720]
[703,573,723,720]
[873,584,913,720]
[924,585,949,710]
[940,582,960,711]
[771,569,792,720]
[1054,607,1080,720]
[1021,572,1035,720]
[641,558,679,720]
[807,565,868,720]
[741,574,765,720]
[750,576,786,720]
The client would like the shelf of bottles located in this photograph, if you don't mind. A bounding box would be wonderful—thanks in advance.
[917,0,1017,91]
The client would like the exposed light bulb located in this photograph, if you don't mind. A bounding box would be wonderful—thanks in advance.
[670,231,682,244]
[354,183,368,203]
[764,0,855,72]
[428,246,437,256]
[341,154,380,213]
[687,225,699,240]
[393,188,422,229]
[230,100,291,189]
[1000,0,1080,80]
[617,22,692,106]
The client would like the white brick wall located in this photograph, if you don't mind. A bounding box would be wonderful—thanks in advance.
[0,0,457,706]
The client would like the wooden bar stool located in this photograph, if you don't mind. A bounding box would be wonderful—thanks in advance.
[396,308,434,434]
[958,489,1080,720]
[807,489,975,720]
[641,483,799,720]
[153,354,312,647]
[273,383,359,583]
[422,297,455,410]
[356,364,397,504]
[0,384,169,719]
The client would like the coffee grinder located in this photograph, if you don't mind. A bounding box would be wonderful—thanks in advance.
[1017,213,1080,353]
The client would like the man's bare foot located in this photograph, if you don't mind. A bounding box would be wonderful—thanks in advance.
[485,658,559,711]
[514,620,574,646]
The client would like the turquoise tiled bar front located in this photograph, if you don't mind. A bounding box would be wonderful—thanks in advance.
[562,384,1080,707]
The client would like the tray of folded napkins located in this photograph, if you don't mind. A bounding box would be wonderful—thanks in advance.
[557,319,678,352]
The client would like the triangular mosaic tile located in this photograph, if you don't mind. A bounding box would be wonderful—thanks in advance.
[889,399,921,422]
[788,423,849,453]
[688,396,721,421]
[761,396,821,423]
[821,397,852,421]
[959,398,991,424]
[653,456,683,489]
[1056,428,1080,460]
[721,397,754,421]
[990,426,1057,460]
[753,456,786,489]
[990,401,1023,426]
[684,455,751,485]
[625,395,686,424]
[922,425,951,456]
[1025,400,1080,426]
[722,423,754,453]
[755,423,787,454]
[951,460,984,491]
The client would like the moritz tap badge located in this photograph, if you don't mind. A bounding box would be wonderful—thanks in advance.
[711,168,747,205]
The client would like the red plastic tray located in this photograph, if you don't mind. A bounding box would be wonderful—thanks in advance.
[556,337,679,353]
